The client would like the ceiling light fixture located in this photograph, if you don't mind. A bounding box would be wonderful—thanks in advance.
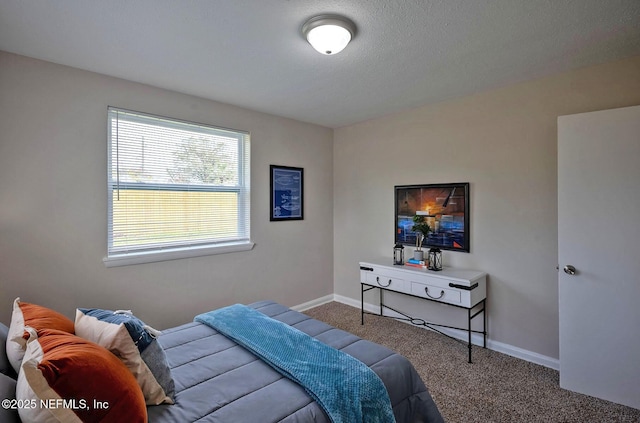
[302,14,356,55]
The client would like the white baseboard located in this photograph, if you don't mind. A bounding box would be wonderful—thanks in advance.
[487,339,559,370]
[291,294,334,312]
[329,294,559,370]
[333,294,371,311]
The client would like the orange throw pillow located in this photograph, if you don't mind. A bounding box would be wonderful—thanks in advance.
[6,298,75,373]
[16,328,147,423]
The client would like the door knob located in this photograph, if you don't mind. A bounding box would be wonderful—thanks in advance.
[563,265,576,275]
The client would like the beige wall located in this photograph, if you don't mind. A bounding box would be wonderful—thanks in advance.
[333,55,640,359]
[2,48,640,361]
[0,51,334,328]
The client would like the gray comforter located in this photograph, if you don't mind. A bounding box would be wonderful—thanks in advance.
[148,301,443,423]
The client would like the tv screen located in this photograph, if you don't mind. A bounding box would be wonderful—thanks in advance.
[395,183,470,252]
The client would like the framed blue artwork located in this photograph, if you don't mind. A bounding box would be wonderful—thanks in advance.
[270,165,304,221]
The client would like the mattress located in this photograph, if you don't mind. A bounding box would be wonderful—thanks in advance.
[147,301,443,423]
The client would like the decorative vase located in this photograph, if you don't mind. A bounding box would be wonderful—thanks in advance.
[413,250,424,261]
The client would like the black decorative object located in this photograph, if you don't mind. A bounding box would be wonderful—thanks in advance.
[394,183,470,252]
[428,248,443,271]
[393,243,405,265]
[270,165,303,221]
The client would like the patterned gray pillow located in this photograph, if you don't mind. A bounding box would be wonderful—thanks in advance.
[75,308,175,405]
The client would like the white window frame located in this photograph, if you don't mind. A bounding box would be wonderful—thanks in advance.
[103,107,253,267]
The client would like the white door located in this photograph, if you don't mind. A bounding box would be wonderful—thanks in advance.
[558,105,640,409]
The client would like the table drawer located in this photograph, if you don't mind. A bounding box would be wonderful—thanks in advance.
[410,281,461,305]
[366,273,405,292]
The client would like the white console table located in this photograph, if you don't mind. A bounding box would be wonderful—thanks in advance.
[359,260,487,363]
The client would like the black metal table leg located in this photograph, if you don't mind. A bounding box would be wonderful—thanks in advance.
[483,299,487,348]
[468,307,472,363]
[361,284,364,325]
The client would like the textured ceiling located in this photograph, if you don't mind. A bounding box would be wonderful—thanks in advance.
[1,0,639,128]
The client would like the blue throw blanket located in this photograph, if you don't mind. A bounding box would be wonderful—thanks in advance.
[195,304,395,423]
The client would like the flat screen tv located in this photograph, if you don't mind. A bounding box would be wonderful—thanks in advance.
[395,183,470,252]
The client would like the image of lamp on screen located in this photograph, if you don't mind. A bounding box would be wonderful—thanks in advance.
[442,187,455,207]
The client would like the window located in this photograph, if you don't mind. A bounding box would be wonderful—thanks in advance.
[104,107,252,267]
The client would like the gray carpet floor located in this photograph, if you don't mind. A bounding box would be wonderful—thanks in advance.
[304,301,640,423]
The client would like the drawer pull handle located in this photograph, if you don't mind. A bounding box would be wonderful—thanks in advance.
[376,277,392,287]
[425,287,445,300]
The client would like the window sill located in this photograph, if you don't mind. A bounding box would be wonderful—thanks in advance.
[103,241,255,268]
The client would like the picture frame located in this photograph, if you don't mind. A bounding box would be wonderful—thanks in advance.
[270,165,304,221]
[395,183,470,252]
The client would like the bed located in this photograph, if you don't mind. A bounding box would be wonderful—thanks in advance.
[1,300,443,423]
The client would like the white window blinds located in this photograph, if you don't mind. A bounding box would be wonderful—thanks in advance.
[106,107,250,263]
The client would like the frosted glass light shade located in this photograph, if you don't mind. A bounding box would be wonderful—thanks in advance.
[306,24,351,55]
[302,15,356,55]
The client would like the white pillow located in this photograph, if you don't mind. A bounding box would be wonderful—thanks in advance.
[74,308,175,405]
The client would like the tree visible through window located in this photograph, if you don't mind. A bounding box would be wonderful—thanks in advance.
[168,137,236,185]
[106,107,250,261]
